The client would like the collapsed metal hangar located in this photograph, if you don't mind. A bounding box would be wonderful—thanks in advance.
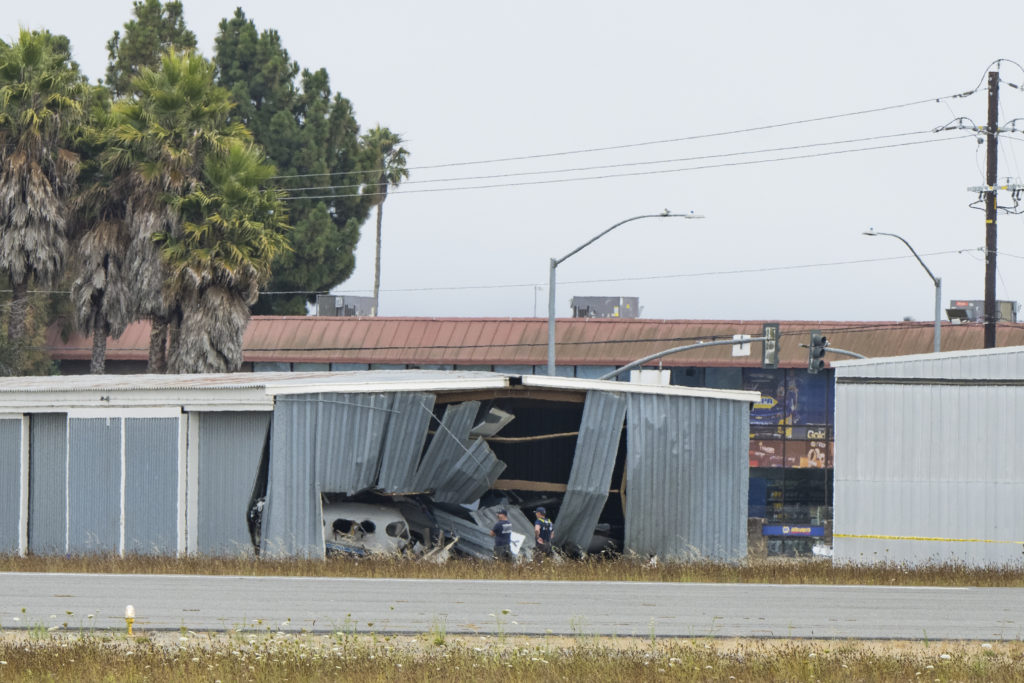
[0,371,756,561]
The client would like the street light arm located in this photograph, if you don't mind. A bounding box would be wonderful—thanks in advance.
[547,211,704,376]
[863,228,942,354]
[864,229,939,286]
[554,213,704,266]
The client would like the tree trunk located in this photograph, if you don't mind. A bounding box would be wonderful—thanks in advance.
[371,178,387,316]
[148,317,168,373]
[90,318,109,374]
[7,280,29,345]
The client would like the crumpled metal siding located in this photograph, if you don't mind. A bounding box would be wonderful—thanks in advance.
[68,418,122,554]
[555,391,626,550]
[197,412,271,556]
[0,419,22,553]
[28,413,66,555]
[433,505,535,559]
[313,393,392,495]
[624,394,748,560]
[124,418,179,555]
[411,401,479,491]
[432,509,493,559]
[377,392,435,493]
[262,399,322,558]
[431,438,506,504]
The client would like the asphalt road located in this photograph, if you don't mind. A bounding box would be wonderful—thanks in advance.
[1,573,1021,640]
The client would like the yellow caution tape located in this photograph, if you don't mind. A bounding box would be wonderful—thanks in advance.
[834,533,1024,545]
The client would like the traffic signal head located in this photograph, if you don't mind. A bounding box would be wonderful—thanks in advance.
[761,323,779,369]
[808,331,827,374]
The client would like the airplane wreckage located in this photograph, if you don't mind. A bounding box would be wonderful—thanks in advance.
[0,371,756,561]
[244,372,755,561]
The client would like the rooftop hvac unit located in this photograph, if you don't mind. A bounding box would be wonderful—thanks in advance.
[316,294,377,317]
[571,296,640,319]
[945,299,1018,323]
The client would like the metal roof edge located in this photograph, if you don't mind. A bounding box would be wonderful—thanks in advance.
[520,375,760,403]
[264,375,511,396]
[832,344,1024,371]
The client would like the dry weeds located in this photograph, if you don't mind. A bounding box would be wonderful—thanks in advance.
[1,553,1022,587]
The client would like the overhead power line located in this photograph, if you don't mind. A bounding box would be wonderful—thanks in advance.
[280,135,970,201]
[269,93,965,182]
[282,130,938,194]
[263,248,973,297]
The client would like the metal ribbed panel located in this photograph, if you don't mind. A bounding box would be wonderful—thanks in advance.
[431,438,506,504]
[412,401,479,491]
[377,393,435,492]
[556,391,626,550]
[262,400,321,558]
[197,412,270,556]
[68,418,121,554]
[835,346,1024,380]
[314,393,392,495]
[28,413,66,554]
[124,418,179,555]
[835,355,1024,566]
[432,509,492,559]
[0,419,22,553]
[624,394,748,560]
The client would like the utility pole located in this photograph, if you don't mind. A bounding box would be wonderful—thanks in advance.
[984,71,999,348]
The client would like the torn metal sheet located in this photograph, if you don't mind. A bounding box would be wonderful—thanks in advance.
[431,438,507,505]
[432,508,493,559]
[624,393,748,560]
[314,393,392,495]
[411,401,479,491]
[377,393,435,493]
[555,391,627,551]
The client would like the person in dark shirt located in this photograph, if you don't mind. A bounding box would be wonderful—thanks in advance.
[533,506,554,557]
[490,509,514,561]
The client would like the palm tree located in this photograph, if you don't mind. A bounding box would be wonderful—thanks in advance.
[68,86,134,374]
[0,29,85,347]
[361,126,408,316]
[103,50,245,372]
[158,139,289,372]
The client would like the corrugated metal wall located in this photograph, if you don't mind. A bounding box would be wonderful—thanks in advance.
[314,393,392,495]
[412,401,480,491]
[28,414,67,554]
[555,391,626,550]
[377,392,435,492]
[0,419,22,553]
[67,418,122,554]
[624,394,749,560]
[835,351,1024,565]
[430,438,506,504]
[262,398,322,558]
[124,418,179,555]
[197,412,271,556]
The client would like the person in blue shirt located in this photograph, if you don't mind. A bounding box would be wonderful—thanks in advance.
[533,506,554,557]
[489,509,514,561]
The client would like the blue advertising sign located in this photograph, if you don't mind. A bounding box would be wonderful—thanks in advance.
[744,369,786,426]
[785,371,832,425]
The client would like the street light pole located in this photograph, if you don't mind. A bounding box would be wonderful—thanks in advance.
[863,228,942,353]
[547,211,704,375]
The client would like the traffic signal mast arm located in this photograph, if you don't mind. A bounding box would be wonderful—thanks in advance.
[598,336,771,381]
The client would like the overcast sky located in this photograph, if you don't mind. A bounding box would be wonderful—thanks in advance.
[12,2,1024,322]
